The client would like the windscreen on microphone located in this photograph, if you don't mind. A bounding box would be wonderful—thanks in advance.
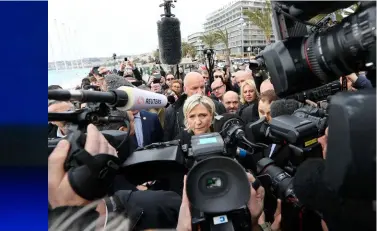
[293,158,327,211]
[116,86,168,111]
[157,17,182,65]
[213,113,244,134]
[270,99,302,118]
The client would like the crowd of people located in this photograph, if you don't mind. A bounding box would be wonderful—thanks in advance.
[48,58,374,231]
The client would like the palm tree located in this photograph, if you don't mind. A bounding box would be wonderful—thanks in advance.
[153,49,160,61]
[199,32,219,49]
[181,42,197,59]
[214,28,231,66]
[243,0,273,44]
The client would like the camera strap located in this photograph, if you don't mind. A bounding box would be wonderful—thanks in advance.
[68,149,121,201]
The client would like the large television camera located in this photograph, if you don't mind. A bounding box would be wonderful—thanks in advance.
[250,1,376,97]
[245,110,325,173]
[122,131,253,231]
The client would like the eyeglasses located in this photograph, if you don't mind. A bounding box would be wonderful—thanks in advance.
[212,85,224,92]
[214,75,223,78]
[166,78,174,81]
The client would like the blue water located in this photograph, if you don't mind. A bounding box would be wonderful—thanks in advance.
[48,68,91,89]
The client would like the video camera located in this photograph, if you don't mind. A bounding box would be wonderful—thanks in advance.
[246,111,324,172]
[47,87,168,201]
[249,1,375,97]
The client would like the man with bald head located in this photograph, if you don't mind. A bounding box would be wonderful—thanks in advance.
[183,72,206,96]
[222,91,240,114]
[235,70,253,87]
[260,79,274,93]
[164,72,226,141]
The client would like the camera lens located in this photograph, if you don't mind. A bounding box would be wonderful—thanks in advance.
[304,6,376,83]
[257,158,294,200]
[186,156,250,214]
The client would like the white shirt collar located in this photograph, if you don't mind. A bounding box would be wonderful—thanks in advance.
[56,128,66,138]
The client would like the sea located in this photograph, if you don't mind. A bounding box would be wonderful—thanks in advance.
[48,68,91,89]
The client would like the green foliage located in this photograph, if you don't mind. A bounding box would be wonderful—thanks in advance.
[243,0,273,43]
[199,32,219,48]
[182,42,197,59]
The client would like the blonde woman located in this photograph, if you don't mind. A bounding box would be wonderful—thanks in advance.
[175,94,216,143]
[238,79,260,118]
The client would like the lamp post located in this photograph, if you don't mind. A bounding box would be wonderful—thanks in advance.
[238,18,247,58]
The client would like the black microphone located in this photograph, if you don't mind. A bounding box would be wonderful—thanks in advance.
[270,99,302,118]
[157,1,182,65]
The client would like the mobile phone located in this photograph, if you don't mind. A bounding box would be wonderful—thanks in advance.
[153,73,161,80]
[124,57,128,61]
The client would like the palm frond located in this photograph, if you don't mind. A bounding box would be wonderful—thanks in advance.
[243,0,272,43]
[199,32,219,48]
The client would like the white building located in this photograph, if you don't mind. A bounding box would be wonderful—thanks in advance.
[203,0,275,57]
[187,32,204,59]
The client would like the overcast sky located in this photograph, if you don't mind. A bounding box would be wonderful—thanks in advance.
[48,0,234,62]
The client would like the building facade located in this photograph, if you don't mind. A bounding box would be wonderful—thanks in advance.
[203,0,275,57]
[187,32,204,59]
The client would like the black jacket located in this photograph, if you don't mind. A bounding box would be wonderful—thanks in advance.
[163,94,226,141]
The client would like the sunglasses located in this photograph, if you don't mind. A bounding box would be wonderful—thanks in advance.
[214,75,223,78]
[98,71,109,77]
[203,76,209,79]
[166,78,174,81]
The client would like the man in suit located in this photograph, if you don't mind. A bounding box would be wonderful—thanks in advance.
[132,110,163,148]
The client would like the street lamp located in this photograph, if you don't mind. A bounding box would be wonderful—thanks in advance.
[238,18,246,58]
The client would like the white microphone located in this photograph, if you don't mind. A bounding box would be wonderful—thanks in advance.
[48,87,168,111]
[116,86,168,111]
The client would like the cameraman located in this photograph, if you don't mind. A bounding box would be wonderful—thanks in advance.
[340,72,373,91]
[48,124,181,230]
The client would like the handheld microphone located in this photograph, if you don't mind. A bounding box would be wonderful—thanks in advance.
[157,0,182,65]
[48,86,168,111]
[270,99,302,118]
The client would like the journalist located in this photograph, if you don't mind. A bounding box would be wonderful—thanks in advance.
[48,124,181,231]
